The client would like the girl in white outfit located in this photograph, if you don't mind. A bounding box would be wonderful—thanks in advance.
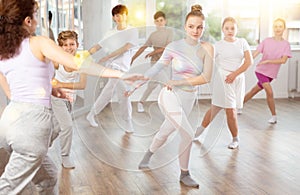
[194,17,253,149]
[130,5,214,188]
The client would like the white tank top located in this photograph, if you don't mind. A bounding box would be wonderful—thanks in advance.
[55,64,80,101]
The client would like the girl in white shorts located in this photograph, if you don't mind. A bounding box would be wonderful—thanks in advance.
[194,17,253,149]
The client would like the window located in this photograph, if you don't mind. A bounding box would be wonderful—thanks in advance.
[36,0,83,46]
[118,0,299,47]
[270,0,300,46]
[156,0,187,30]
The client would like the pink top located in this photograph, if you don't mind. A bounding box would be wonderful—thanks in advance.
[0,38,54,107]
[255,37,292,78]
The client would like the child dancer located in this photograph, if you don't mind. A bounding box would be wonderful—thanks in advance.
[131,11,173,112]
[194,17,253,149]
[51,30,86,169]
[86,4,139,133]
[242,18,292,124]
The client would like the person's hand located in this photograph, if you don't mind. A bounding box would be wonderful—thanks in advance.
[225,72,237,84]
[165,80,175,90]
[145,51,155,59]
[74,50,91,68]
[257,60,270,67]
[145,53,151,58]
[123,79,148,97]
[259,60,269,65]
[52,88,73,102]
[121,73,148,84]
[124,90,133,97]
[51,79,62,88]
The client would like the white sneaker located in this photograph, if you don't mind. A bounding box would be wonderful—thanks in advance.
[86,112,98,127]
[268,116,277,124]
[137,102,145,113]
[237,108,243,115]
[228,141,239,149]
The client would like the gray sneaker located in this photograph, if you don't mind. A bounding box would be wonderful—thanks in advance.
[180,174,199,188]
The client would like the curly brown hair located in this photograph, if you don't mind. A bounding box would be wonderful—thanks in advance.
[57,30,79,47]
[0,0,36,60]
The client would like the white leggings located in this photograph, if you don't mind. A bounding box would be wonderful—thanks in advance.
[91,78,132,127]
[150,87,196,170]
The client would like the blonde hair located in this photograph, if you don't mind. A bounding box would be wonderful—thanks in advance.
[191,4,202,12]
[222,17,237,28]
[185,4,205,23]
[273,18,286,29]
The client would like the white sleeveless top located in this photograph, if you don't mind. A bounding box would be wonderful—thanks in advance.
[54,64,80,101]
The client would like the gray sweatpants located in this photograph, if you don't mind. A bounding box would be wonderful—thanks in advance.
[51,96,73,157]
[0,101,58,195]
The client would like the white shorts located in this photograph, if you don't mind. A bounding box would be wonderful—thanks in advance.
[212,68,245,109]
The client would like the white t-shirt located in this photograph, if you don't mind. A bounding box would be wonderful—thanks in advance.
[98,26,139,72]
[215,38,250,71]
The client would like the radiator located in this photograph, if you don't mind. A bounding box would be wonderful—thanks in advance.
[288,59,300,92]
[298,60,300,92]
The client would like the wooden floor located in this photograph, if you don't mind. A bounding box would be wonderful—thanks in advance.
[1,98,300,194]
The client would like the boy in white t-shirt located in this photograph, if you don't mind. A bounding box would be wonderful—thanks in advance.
[86,4,138,133]
[51,30,87,169]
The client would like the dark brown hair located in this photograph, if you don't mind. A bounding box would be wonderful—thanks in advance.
[154,11,166,20]
[0,0,36,60]
[57,30,79,46]
[185,4,205,23]
[111,4,128,16]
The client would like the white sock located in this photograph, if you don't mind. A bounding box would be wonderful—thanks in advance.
[86,112,98,127]
[232,136,239,142]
